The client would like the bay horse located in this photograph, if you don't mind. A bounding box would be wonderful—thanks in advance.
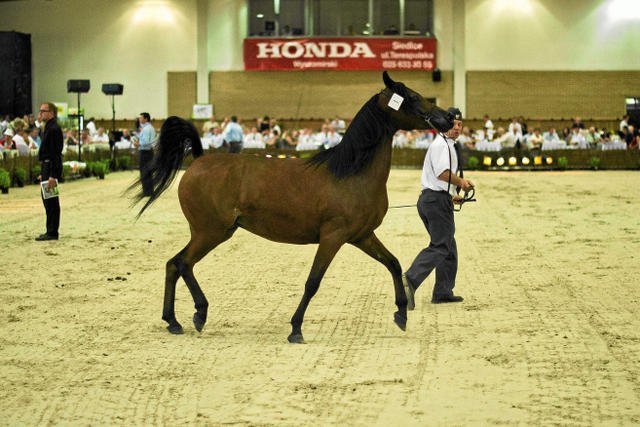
[132,72,453,343]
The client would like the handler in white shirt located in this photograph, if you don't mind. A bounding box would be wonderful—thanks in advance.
[403,107,474,309]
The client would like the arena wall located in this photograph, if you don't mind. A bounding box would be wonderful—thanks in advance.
[168,72,198,118]
[466,70,640,120]
[206,70,454,120]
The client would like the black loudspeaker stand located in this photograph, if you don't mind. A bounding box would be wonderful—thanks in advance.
[67,79,91,162]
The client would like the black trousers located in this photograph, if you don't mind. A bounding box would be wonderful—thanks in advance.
[42,192,60,237]
[228,141,242,153]
[405,189,458,298]
[139,150,154,196]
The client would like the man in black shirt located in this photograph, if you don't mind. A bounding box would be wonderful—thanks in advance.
[36,102,63,241]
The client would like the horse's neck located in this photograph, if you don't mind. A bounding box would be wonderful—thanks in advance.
[359,136,394,190]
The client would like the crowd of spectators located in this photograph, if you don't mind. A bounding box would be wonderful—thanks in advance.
[199,115,346,152]
[2,111,638,158]
[0,113,139,157]
[194,113,638,153]
[455,115,638,152]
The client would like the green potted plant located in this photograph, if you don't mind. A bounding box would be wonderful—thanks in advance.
[92,162,106,179]
[0,168,10,194]
[557,156,568,171]
[466,156,479,170]
[61,164,72,182]
[117,155,131,170]
[31,165,41,184]
[82,162,93,178]
[12,167,27,187]
[589,156,601,171]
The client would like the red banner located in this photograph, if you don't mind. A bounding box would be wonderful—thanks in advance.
[244,37,436,71]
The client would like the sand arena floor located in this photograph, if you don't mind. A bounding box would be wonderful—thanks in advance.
[1,168,639,425]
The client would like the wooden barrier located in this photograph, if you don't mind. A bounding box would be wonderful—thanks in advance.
[2,147,638,189]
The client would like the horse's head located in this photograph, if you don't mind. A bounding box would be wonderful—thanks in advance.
[379,71,453,133]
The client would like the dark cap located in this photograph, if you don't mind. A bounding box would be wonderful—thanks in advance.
[447,107,462,120]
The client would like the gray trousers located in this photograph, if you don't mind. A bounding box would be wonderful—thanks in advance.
[405,189,458,299]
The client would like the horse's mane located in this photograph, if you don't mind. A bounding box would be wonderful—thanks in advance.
[306,94,397,178]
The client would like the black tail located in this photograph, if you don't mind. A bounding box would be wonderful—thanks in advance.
[128,116,203,217]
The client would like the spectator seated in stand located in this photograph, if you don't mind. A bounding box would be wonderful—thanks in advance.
[86,117,97,137]
[568,126,588,149]
[585,126,601,147]
[543,127,560,144]
[525,128,543,150]
[12,128,30,156]
[322,125,342,149]
[456,126,476,150]
[392,130,410,148]
[114,129,135,150]
[413,130,434,149]
[494,127,516,148]
[265,129,295,149]
[330,116,346,134]
[64,129,78,147]
[279,130,298,149]
[243,126,265,149]
[92,127,109,144]
[202,126,224,149]
[28,127,40,149]
[257,115,271,133]
[508,117,523,145]
[296,128,322,151]
[202,114,219,135]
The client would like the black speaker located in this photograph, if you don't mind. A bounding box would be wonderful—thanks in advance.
[432,68,441,82]
[67,79,90,93]
[102,83,124,95]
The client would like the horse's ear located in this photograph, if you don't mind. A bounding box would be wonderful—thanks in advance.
[383,71,395,89]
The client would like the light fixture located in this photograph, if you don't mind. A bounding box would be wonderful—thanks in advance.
[522,157,530,165]
[256,13,264,18]
[508,156,517,166]
[496,157,505,166]
[483,156,492,166]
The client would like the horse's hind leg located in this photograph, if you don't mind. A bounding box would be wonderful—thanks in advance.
[163,226,236,334]
[163,249,186,334]
[351,232,407,331]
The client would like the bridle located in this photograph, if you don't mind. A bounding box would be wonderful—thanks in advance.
[381,88,477,212]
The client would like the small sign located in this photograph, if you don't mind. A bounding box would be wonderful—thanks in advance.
[192,104,213,119]
[388,93,404,111]
[54,102,68,119]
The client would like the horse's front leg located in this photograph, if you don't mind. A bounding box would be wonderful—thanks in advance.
[351,232,407,331]
[289,237,343,344]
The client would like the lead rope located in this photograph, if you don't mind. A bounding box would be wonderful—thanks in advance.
[388,130,476,211]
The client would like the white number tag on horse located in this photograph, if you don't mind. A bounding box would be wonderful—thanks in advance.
[387,93,404,111]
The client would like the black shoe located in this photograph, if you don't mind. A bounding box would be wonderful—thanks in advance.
[402,274,415,311]
[35,233,58,241]
[431,295,463,304]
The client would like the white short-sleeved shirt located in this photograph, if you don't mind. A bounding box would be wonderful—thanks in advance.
[421,133,458,196]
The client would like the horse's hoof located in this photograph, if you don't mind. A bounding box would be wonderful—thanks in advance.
[393,311,407,331]
[167,322,184,334]
[193,313,206,333]
[287,333,306,344]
